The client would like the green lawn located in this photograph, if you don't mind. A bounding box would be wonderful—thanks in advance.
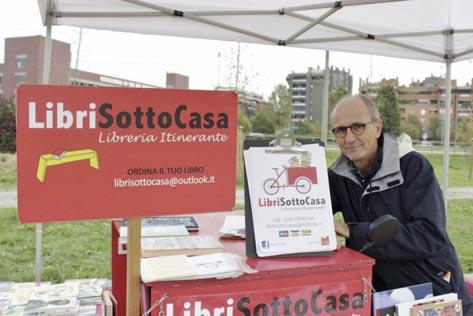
[0,198,472,282]
[0,154,16,189]
[1,148,472,282]
[0,207,110,283]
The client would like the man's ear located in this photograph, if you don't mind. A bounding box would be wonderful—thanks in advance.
[375,119,383,137]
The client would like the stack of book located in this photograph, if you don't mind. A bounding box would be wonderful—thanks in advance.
[373,282,462,315]
[119,215,224,257]
[0,279,111,315]
[122,215,256,283]
[141,252,256,283]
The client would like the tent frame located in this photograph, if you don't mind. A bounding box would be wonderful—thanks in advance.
[36,0,467,314]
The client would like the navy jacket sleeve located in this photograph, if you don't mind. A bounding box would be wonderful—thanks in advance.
[356,152,449,261]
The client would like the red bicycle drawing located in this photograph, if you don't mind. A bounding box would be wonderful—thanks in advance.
[263,165,318,195]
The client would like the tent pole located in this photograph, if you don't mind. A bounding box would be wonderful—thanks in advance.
[35,14,53,284]
[321,50,330,145]
[442,59,452,208]
[42,21,52,84]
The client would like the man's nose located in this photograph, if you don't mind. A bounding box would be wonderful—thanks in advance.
[345,127,357,141]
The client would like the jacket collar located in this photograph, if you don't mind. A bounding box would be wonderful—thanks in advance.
[330,132,404,194]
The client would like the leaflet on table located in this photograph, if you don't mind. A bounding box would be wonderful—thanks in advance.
[244,143,337,257]
[219,214,245,239]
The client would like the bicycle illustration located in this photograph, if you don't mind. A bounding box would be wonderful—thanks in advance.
[263,165,318,195]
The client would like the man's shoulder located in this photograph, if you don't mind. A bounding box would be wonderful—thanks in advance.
[400,150,434,177]
[400,150,429,163]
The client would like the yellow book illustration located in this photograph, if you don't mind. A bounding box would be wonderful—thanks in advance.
[36,148,99,182]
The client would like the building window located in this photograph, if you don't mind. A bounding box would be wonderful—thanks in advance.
[15,72,27,84]
[16,54,27,68]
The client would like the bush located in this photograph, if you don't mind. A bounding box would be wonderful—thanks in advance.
[0,98,16,153]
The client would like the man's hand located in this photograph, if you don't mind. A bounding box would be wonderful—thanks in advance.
[334,219,350,238]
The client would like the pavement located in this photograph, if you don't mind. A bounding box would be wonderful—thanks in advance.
[1,187,472,208]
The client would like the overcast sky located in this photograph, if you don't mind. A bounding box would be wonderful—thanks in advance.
[2,0,473,99]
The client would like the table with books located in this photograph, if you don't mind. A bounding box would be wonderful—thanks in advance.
[111,211,376,316]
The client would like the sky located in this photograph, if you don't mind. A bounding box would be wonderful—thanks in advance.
[2,0,473,99]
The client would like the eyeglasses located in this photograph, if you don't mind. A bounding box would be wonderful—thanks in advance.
[331,121,375,138]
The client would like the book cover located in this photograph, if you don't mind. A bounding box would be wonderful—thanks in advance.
[101,289,116,316]
[119,224,189,238]
[64,278,111,300]
[23,296,79,315]
[373,282,433,316]
[396,293,458,316]
[0,282,14,314]
[141,235,223,257]
[31,282,80,300]
[409,298,462,316]
[77,299,103,316]
[184,252,255,280]
[10,283,51,306]
[141,254,198,283]
[121,216,199,231]
[140,252,256,283]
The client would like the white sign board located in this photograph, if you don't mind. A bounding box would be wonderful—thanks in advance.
[244,144,337,257]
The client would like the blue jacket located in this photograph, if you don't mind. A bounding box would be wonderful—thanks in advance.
[329,132,472,315]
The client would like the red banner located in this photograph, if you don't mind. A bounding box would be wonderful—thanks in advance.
[16,84,237,223]
[152,280,370,315]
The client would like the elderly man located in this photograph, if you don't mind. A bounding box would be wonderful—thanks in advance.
[329,94,472,315]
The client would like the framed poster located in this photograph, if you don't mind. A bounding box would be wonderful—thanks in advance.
[243,142,336,257]
[16,84,237,223]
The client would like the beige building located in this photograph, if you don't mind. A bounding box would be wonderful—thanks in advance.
[359,76,473,138]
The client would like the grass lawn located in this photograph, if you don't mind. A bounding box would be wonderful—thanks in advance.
[0,198,472,282]
[0,207,110,283]
[0,154,16,189]
[1,147,472,282]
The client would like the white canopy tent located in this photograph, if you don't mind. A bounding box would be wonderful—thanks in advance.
[34,1,473,313]
[35,0,473,199]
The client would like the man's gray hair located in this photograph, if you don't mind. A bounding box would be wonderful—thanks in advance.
[358,94,380,120]
[334,94,380,120]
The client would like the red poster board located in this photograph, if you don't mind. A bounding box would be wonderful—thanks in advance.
[16,84,237,223]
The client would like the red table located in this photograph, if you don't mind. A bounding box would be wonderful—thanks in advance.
[112,211,375,316]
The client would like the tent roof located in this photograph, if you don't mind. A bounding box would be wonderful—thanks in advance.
[37,0,473,63]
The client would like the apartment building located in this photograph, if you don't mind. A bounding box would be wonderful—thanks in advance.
[359,75,473,137]
[215,86,267,116]
[0,35,189,99]
[286,66,353,124]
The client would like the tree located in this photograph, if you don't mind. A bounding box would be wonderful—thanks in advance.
[294,120,319,136]
[402,114,422,140]
[250,106,277,134]
[455,117,473,179]
[238,110,251,133]
[0,98,16,153]
[429,116,442,141]
[375,85,401,135]
[268,84,293,129]
[222,43,259,92]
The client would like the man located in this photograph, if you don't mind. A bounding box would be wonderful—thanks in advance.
[329,94,472,315]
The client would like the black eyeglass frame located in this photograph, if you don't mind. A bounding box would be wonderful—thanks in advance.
[331,120,376,138]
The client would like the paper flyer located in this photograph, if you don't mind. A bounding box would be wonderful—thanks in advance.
[244,144,336,257]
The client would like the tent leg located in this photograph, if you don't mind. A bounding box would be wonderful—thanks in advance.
[321,50,330,145]
[442,59,452,208]
[35,15,53,283]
